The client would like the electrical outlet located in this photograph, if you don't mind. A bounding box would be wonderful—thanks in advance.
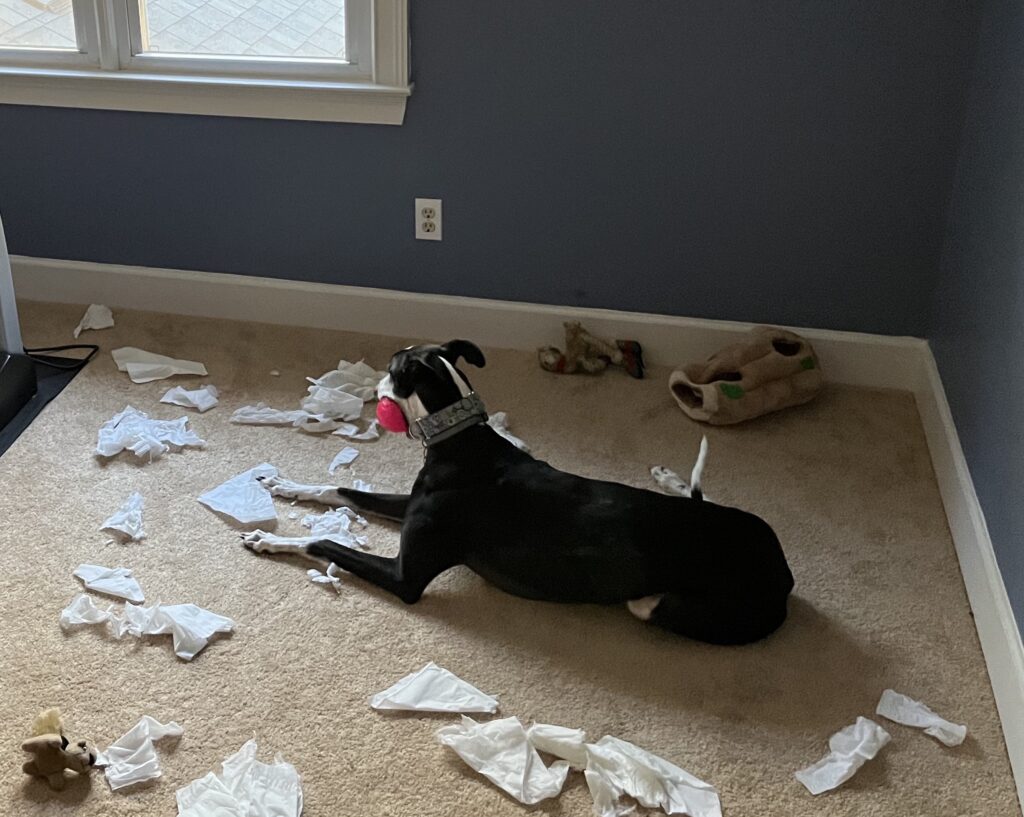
[415,198,442,241]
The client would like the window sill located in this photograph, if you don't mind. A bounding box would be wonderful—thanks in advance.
[0,65,411,124]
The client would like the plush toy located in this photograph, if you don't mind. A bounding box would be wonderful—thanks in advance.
[21,708,96,790]
[668,326,822,425]
[538,321,645,378]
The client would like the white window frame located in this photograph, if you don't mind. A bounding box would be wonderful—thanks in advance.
[0,0,410,124]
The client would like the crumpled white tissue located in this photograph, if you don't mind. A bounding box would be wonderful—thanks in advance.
[308,360,386,402]
[437,716,571,805]
[526,723,589,769]
[161,384,220,413]
[488,412,531,453]
[370,662,499,713]
[101,491,146,542]
[333,419,380,441]
[176,738,303,817]
[650,466,689,497]
[73,304,114,338]
[301,383,363,421]
[328,446,359,474]
[95,715,184,791]
[352,479,374,492]
[876,689,967,747]
[575,736,722,817]
[307,563,343,591]
[60,594,235,660]
[112,347,208,384]
[302,508,367,548]
[230,404,345,434]
[74,564,144,603]
[96,406,206,461]
[795,716,891,795]
[198,463,279,526]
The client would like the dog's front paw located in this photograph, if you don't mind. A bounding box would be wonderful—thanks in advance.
[241,529,275,553]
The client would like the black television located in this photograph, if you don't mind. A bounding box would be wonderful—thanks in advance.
[0,215,37,433]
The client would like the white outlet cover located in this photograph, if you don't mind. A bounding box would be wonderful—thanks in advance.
[415,198,442,241]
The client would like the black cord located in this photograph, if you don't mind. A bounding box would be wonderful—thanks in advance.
[23,343,100,370]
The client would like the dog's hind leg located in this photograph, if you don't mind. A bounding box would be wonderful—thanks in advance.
[649,589,789,645]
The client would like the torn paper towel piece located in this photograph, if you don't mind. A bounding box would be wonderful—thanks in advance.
[73,304,114,339]
[95,715,183,791]
[176,738,303,817]
[488,412,531,453]
[876,689,967,747]
[301,382,363,422]
[74,564,145,603]
[582,735,722,817]
[198,463,279,527]
[328,446,359,475]
[526,723,589,769]
[650,466,689,497]
[437,716,571,805]
[97,406,206,462]
[101,491,146,542]
[302,508,367,548]
[307,563,343,591]
[333,419,380,441]
[60,594,235,661]
[352,479,373,492]
[795,716,891,795]
[309,360,386,402]
[161,384,220,413]
[370,662,499,713]
[112,347,208,384]
[231,404,344,434]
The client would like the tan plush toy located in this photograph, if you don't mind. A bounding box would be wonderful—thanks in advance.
[22,709,97,790]
[538,321,645,378]
[669,326,822,424]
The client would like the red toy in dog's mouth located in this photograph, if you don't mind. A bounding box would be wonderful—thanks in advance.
[377,397,408,434]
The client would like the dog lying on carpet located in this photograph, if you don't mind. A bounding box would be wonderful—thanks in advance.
[242,340,795,644]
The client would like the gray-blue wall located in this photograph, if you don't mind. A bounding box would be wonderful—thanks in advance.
[0,2,981,336]
[931,0,1024,631]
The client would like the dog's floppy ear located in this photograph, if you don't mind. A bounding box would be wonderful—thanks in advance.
[440,339,486,368]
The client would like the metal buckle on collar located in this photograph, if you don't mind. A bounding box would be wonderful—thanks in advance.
[410,392,488,447]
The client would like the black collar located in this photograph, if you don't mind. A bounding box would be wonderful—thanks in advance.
[410,392,488,446]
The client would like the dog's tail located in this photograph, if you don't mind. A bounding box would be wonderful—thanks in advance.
[689,436,708,501]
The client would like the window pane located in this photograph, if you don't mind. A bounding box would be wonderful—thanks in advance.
[141,0,345,60]
[0,0,76,49]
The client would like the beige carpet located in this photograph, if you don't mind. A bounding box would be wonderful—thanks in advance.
[0,300,1018,817]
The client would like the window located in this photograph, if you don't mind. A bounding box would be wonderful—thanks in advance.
[0,0,409,124]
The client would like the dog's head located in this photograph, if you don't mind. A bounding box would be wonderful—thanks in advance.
[377,340,486,433]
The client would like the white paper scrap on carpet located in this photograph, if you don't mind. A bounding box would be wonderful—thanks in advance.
[302,508,367,548]
[307,563,343,591]
[96,406,205,461]
[101,491,146,542]
[95,715,183,791]
[333,419,380,440]
[795,716,890,795]
[526,723,589,769]
[231,404,344,433]
[370,661,499,713]
[198,463,279,526]
[112,347,208,383]
[580,735,722,817]
[876,689,967,747]
[352,479,373,492]
[437,716,571,805]
[74,564,144,603]
[310,360,386,401]
[73,304,114,338]
[176,738,303,817]
[488,412,530,453]
[161,384,220,413]
[60,594,235,661]
[328,446,359,474]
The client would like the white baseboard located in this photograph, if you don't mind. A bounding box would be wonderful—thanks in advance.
[10,255,927,388]
[10,255,1024,806]
[913,350,1024,808]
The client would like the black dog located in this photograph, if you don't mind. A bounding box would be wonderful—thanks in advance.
[244,340,794,644]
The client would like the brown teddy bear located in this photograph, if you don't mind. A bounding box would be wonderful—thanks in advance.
[22,708,96,790]
[538,321,645,378]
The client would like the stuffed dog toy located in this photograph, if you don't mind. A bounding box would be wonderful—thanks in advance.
[244,340,794,645]
[22,709,96,790]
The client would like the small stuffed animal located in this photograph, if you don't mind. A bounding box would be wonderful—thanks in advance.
[22,708,96,790]
[538,321,645,378]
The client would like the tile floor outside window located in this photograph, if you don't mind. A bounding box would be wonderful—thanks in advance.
[0,0,344,59]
